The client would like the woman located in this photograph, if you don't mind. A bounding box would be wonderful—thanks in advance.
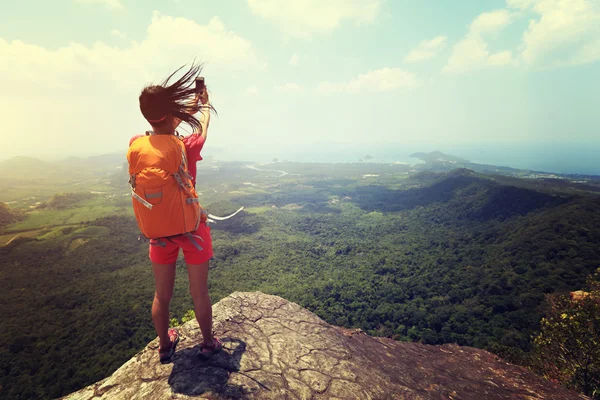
[129,63,222,363]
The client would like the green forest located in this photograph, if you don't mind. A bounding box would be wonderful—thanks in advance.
[1,158,599,399]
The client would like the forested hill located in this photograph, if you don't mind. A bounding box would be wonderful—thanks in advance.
[411,151,600,186]
[340,169,571,219]
[0,203,22,228]
[216,167,600,357]
[1,163,600,399]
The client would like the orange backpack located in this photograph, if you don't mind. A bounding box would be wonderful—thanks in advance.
[127,133,207,241]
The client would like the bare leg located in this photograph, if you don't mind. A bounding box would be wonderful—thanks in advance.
[187,261,214,346]
[151,262,177,351]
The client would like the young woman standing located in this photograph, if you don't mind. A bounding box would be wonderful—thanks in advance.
[128,63,222,363]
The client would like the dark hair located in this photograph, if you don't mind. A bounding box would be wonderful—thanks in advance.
[139,62,214,133]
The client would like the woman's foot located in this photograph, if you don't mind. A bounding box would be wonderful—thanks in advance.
[158,328,180,363]
[199,337,223,359]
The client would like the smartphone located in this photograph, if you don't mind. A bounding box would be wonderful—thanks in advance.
[195,77,205,93]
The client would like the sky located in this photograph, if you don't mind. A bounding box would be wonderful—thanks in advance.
[1,0,599,166]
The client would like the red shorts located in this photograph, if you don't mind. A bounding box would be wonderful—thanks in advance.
[149,223,214,264]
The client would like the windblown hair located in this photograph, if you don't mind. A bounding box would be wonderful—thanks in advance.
[139,62,214,133]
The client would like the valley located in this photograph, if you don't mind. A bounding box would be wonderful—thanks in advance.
[1,153,599,399]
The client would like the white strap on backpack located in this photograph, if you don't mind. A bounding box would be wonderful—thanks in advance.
[206,206,245,224]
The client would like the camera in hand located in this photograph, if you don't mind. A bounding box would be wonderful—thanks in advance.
[195,77,205,93]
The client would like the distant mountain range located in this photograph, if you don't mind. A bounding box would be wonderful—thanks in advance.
[410,151,600,180]
[1,150,598,185]
[0,154,126,181]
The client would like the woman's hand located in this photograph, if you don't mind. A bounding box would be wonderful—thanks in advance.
[187,87,208,115]
[199,86,209,105]
[197,85,211,138]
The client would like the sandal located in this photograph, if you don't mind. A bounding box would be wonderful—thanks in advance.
[158,328,180,363]
[199,337,223,359]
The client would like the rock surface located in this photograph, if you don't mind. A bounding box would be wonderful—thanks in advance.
[62,292,588,399]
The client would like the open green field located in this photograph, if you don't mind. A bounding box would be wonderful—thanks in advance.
[0,230,44,246]
[1,225,112,247]
[5,196,130,233]
[244,206,273,214]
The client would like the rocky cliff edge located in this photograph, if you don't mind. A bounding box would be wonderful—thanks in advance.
[62,292,587,400]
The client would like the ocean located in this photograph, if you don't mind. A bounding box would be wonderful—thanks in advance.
[208,141,600,176]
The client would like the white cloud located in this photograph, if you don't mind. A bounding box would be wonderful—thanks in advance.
[444,37,516,73]
[488,50,515,65]
[405,36,447,63]
[570,37,600,65]
[247,0,382,39]
[110,29,126,39]
[317,68,420,93]
[275,83,302,92]
[75,0,124,10]
[0,13,262,157]
[508,0,600,67]
[144,14,261,70]
[470,9,513,34]
[0,13,261,90]
[443,9,516,73]
[444,1,600,71]
[289,53,299,65]
[246,85,260,95]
